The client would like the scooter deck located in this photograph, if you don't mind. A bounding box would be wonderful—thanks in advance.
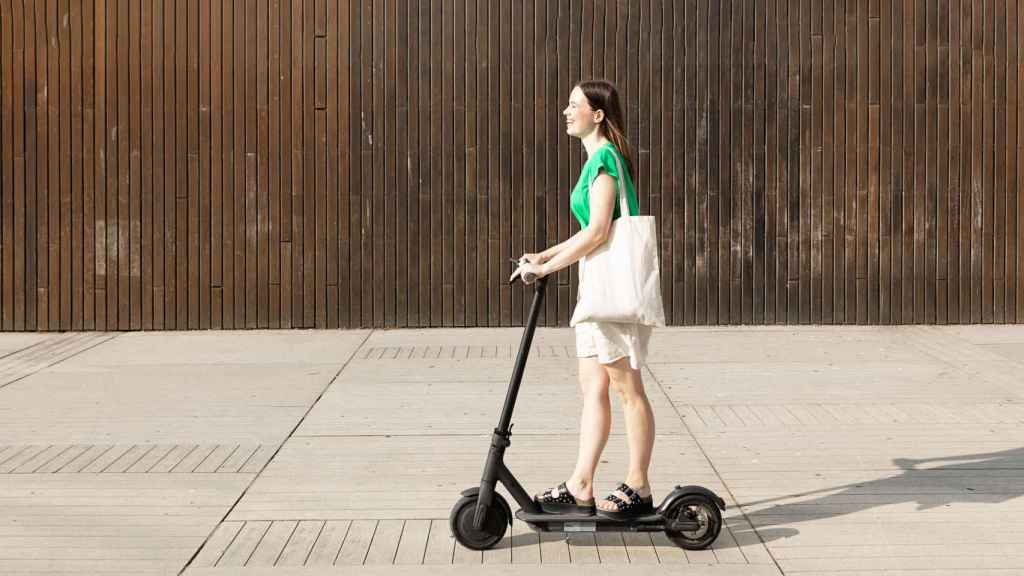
[516,509,664,526]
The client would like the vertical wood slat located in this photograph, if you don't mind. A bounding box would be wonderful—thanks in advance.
[161,0,174,330]
[320,16,332,328]
[1018,0,1024,323]
[186,0,198,330]
[30,0,45,331]
[385,0,395,327]
[463,0,475,329]
[907,0,917,324]
[58,0,70,330]
[949,0,961,324]
[174,0,186,330]
[140,0,152,330]
[2,0,14,330]
[22,0,37,331]
[1006,0,1017,323]
[556,0,568,324]
[361,0,374,329]
[209,0,222,329]
[0,1,1021,331]
[499,0,511,326]
[325,0,338,328]
[257,0,269,329]
[878,0,891,324]
[675,0,688,326]
[403,0,416,327]
[199,0,210,330]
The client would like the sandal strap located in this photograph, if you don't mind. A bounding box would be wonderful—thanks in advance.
[539,482,590,505]
[556,482,571,500]
[540,483,564,497]
[617,483,637,498]
[604,493,626,507]
[604,483,650,512]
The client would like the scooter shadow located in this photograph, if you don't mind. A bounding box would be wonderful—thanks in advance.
[728,446,1024,545]
[503,530,616,549]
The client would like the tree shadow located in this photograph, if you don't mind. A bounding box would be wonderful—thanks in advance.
[729,446,1024,545]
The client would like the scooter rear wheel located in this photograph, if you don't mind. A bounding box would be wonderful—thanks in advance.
[449,494,510,550]
[664,494,723,550]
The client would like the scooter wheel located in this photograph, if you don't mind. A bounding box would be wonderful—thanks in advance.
[449,494,510,551]
[664,494,723,550]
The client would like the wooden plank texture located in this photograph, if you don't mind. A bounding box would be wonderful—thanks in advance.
[0,2,1019,329]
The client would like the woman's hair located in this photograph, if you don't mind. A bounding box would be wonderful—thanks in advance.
[574,79,636,181]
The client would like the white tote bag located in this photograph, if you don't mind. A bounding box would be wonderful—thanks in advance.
[569,153,666,327]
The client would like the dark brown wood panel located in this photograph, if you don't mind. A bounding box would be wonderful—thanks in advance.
[1,0,1021,330]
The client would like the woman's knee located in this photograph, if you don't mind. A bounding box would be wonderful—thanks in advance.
[605,360,646,401]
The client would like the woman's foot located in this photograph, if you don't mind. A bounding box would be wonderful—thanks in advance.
[596,482,654,519]
[534,479,596,515]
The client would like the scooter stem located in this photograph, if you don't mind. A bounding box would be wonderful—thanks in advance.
[497,276,548,434]
[473,276,549,530]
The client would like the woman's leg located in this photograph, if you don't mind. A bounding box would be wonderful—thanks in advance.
[563,357,612,501]
[597,357,655,511]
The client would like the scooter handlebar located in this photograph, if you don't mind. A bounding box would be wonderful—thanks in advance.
[508,258,547,286]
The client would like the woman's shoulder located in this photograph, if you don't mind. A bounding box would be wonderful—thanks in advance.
[592,143,620,162]
[587,144,621,176]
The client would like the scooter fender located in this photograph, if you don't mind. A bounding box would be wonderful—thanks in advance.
[460,487,513,526]
[656,485,727,515]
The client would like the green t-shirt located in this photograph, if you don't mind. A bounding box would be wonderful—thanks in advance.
[569,142,639,229]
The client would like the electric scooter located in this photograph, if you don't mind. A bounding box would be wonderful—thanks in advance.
[449,261,726,551]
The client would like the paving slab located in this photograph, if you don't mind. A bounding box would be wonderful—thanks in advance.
[0,364,340,444]
[0,473,250,575]
[62,330,370,367]
[296,358,687,436]
[0,333,50,357]
[0,330,368,576]
[225,434,726,521]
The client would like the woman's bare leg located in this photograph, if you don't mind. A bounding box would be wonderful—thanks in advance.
[563,357,611,502]
[597,357,654,511]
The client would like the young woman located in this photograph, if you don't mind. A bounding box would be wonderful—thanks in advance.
[509,79,655,519]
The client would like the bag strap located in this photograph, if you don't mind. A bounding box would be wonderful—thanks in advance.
[609,149,631,218]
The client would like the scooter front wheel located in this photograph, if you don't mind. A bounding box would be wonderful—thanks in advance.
[664,494,723,550]
[449,494,510,550]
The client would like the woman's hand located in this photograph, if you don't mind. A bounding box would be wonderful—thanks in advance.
[509,260,546,284]
[521,252,545,265]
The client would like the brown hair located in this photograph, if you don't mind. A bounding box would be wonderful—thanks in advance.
[574,79,636,182]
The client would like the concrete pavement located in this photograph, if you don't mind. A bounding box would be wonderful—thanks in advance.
[0,324,1022,575]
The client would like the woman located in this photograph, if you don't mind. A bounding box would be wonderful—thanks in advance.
[509,79,655,519]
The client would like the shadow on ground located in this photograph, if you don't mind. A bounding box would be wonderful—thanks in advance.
[727,446,1024,545]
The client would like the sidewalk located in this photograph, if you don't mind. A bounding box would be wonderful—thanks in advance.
[0,324,1022,575]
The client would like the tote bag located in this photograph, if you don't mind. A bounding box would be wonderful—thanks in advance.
[569,153,666,327]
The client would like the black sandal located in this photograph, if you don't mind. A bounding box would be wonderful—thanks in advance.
[597,482,654,520]
[534,482,596,515]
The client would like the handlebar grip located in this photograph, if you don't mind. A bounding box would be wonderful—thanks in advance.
[509,257,545,285]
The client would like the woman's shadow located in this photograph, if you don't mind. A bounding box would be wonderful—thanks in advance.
[729,446,1024,545]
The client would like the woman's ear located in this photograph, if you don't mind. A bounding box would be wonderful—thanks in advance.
[593,109,605,124]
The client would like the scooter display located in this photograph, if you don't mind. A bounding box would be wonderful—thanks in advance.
[449,262,726,551]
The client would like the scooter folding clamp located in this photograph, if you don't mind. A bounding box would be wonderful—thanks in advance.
[490,428,511,448]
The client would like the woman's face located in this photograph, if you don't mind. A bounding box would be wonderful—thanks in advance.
[563,87,603,139]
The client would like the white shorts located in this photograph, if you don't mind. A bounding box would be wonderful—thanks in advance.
[574,321,653,370]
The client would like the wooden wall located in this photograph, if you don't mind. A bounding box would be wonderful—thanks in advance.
[0,0,1021,330]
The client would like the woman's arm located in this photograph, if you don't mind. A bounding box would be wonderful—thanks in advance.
[535,239,569,263]
[538,173,617,277]
[520,239,568,265]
